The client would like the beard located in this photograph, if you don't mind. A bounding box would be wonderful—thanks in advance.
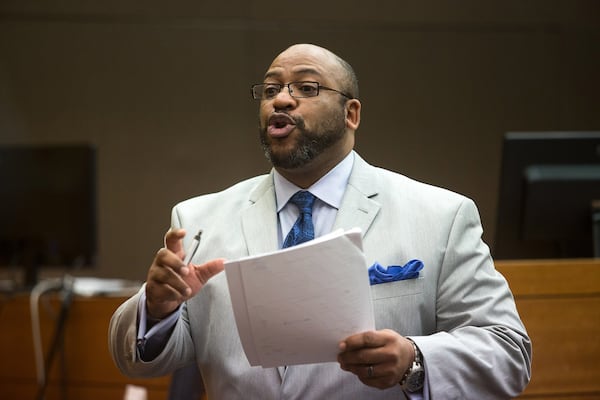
[258,107,347,169]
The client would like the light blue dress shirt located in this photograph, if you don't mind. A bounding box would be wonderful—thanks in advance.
[274,151,354,246]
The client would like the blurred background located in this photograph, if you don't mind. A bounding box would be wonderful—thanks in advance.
[1,0,599,282]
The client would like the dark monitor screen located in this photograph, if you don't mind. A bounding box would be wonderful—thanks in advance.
[493,132,600,260]
[0,144,97,286]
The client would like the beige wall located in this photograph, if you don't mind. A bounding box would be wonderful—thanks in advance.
[1,1,599,281]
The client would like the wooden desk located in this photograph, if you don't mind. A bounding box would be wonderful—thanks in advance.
[496,259,600,399]
[0,293,170,400]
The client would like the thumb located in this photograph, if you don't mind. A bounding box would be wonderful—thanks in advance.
[164,228,186,255]
[194,258,226,284]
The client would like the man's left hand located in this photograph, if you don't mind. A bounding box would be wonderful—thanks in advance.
[337,329,415,390]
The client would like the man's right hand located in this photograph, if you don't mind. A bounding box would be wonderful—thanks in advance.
[145,228,225,319]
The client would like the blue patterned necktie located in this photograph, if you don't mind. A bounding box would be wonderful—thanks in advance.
[283,191,317,248]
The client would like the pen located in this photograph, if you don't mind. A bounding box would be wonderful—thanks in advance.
[183,229,203,266]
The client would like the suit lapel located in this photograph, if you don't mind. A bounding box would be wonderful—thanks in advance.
[333,153,381,237]
[240,154,381,254]
[240,172,279,255]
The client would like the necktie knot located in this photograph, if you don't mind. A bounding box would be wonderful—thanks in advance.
[289,191,316,215]
[283,191,316,248]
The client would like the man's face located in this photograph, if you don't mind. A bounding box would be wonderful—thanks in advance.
[257,46,350,170]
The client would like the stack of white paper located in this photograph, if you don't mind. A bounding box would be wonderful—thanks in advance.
[224,228,375,368]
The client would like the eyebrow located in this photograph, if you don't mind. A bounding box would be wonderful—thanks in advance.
[263,66,324,81]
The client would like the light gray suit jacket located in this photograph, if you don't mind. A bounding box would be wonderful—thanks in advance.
[109,153,531,399]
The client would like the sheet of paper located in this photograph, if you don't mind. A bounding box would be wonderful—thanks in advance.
[224,228,375,368]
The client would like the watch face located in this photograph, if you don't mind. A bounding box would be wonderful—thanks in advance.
[406,369,425,392]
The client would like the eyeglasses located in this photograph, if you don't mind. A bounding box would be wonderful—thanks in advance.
[251,81,352,100]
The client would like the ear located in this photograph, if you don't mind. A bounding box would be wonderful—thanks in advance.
[345,99,361,131]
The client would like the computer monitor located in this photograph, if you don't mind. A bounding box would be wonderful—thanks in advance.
[0,144,97,287]
[493,132,600,260]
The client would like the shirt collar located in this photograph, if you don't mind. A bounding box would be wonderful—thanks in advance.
[274,151,355,212]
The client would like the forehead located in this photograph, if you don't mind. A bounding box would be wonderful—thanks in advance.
[264,46,341,82]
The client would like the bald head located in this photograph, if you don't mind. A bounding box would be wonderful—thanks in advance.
[270,44,359,100]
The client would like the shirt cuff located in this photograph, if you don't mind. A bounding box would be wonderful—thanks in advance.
[136,291,182,360]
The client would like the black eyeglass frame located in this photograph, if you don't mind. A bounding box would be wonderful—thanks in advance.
[251,81,353,100]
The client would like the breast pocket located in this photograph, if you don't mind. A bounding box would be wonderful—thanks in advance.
[370,277,425,334]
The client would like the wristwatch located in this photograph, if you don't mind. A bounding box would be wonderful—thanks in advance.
[400,338,425,392]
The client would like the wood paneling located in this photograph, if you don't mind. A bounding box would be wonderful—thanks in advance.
[0,293,171,400]
[496,259,600,399]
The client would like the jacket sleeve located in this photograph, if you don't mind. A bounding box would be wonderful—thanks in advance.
[108,286,196,378]
[413,198,532,399]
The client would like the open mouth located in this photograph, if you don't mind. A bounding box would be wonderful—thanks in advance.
[267,113,296,138]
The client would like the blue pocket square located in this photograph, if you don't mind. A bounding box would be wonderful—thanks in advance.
[368,259,424,285]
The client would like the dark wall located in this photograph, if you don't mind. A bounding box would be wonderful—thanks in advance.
[1,1,599,280]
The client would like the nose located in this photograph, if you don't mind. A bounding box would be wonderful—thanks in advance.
[272,86,297,110]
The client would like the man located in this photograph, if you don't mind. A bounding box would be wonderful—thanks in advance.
[109,43,531,399]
